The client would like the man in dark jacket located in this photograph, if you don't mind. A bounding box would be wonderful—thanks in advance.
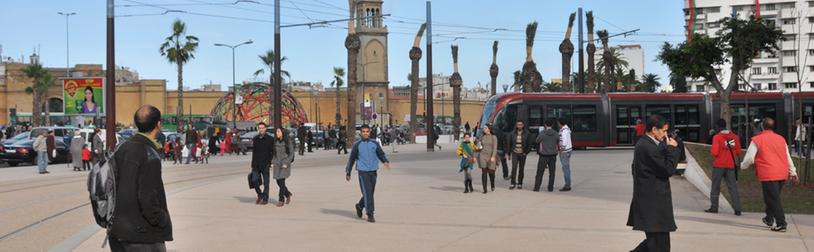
[185,124,197,164]
[534,119,559,192]
[337,125,348,155]
[110,105,172,250]
[46,130,56,161]
[297,125,306,156]
[92,128,104,165]
[251,122,274,204]
[507,120,532,190]
[496,128,510,180]
[628,114,680,252]
[307,129,314,152]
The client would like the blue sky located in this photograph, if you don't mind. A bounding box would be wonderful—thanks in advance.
[0,0,686,90]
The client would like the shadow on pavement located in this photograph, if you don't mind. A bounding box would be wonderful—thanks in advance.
[320,208,359,220]
[675,215,768,231]
[233,196,257,204]
[429,186,465,193]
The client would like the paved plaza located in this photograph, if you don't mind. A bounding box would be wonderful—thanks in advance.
[0,143,811,251]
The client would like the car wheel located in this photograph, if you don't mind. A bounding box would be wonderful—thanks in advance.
[7,162,18,167]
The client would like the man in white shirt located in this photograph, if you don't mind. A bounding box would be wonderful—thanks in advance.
[558,119,573,191]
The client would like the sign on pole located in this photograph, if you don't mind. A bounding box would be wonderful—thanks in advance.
[63,77,104,115]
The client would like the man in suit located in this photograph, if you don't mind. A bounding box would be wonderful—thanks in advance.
[628,114,680,252]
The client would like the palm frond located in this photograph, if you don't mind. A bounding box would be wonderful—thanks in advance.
[526,21,538,48]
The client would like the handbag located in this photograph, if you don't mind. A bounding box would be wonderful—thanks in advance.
[248,169,262,189]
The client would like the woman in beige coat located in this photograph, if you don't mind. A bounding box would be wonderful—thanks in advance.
[477,124,499,193]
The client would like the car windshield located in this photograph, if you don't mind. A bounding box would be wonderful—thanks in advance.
[11,132,29,141]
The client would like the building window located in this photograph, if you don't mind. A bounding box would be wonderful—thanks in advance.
[754,83,762,90]
[809,82,814,88]
[810,1,814,7]
[781,3,795,9]
[708,22,720,28]
[707,7,720,13]
[783,34,796,41]
[785,66,798,72]
[738,84,746,90]
[810,66,814,72]
[765,4,776,10]
[784,82,797,89]
[768,67,778,74]
[768,83,777,90]
[783,50,796,57]
[752,67,762,75]
[783,18,797,25]
[695,85,704,92]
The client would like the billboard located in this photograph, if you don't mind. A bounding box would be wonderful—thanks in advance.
[63,78,104,115]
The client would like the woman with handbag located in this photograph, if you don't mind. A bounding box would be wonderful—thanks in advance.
[457,132,477,193]
[478,124,499,193]
[272,127,295,207]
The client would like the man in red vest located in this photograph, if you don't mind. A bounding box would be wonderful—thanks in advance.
[740,117,799,232]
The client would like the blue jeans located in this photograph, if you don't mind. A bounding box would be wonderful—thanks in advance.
[37,151,48,173]
[185,144,195,163]
[357,171,378,216]
[560,151,572,187]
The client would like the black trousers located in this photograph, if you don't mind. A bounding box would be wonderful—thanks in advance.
[109,236,166,252]
[632,232,670,252]
[337,141,348,154]
[499,151,509,178]
[762,180,786,226]
[298,142,305,155]
[534,155,557,191]
[510,153,527,185]
[83,160,91,171]
[481,169,495,191]
[357,171,377,216]
[253,165,270,201]
[276,178,292,202]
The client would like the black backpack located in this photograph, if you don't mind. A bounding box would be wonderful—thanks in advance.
[87,146,121,247]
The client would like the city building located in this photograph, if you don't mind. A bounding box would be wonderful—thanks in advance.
[684,0,813,93]
[594,44,645,81]
[200,82,222,92]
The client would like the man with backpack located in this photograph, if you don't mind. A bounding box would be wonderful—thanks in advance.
[108,105,172,250]
[707,119,743,216]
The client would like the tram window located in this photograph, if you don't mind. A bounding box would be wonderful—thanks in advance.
[688,106,700,124]
[495,104,518,133]
[572,105,597,132]
[646,105,671,121]
[675,106,688,125]
[546,106,571,126]
[528,106,543,128]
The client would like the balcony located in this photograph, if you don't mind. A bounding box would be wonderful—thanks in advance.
[782,56,799,66]
[782,72,800,81]
[782,24,799,34]
[781,40,799,50]
[780,8,797,18]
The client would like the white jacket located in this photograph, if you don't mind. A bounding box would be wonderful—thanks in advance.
[559,125,573,152]
[795,125,807,141]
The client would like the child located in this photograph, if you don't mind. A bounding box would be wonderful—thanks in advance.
[173,139,183,164]
[456,132,476,193]
[81,144,92,171]
[199,141,209,164]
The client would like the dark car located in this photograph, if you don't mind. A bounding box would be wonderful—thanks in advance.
[118,128,137,140]
[3,132,30,145]
[30,127,79,146]
[0,137,71,166]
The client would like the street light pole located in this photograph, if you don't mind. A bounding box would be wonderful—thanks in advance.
[273,0,282,129]
[58,11,76,77]
[215,40,253,131]
[104,1,115,151]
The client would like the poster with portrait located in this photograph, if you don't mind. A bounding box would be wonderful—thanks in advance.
[63,78,104,115]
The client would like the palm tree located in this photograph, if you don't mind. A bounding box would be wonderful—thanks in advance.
[512,70,525,92]
[409,23,426,143]
[586,11,597,93]
[345,0,361,140]
[640,73,660,92]
[22,63,53,126]
[489,41,499,96]
[450,45,462,141]
[254,50,291,83]
[159,19,199,132]
[669,73,688,93]
[597,30,612,93]
[523,22,542,92]
[560,13,576,92]
[332,67,345,127]
[542,80,561,92]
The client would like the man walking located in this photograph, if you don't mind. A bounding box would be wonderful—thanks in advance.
[497,127,510,180]
[185,124,197,164]
[740,117,799,232]
[337,125,348,155]
[251,122,274,205]
[707,119,742,216]
[109,105,172,251]
[534,119,559,192]
[508,120,531,190]
[345,125,390,223]
[33,131,49,174]
[558,118,573,192]
[628,115,680,252]
[297,125,306,156]
[92,128,104,165]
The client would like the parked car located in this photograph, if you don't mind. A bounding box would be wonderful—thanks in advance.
[118,128,137,140]
[3,132,30,145]
[30,127,79,146]
[0,137,70,166]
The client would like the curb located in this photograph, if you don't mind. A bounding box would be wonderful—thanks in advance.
[683,142,733,212]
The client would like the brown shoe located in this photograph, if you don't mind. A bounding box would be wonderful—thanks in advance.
[285,193,293,204]
[276,201,285,207]
[255,197,261,204]
[261,199,268,205]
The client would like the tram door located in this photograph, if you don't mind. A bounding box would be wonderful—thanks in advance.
[615,105,641,145]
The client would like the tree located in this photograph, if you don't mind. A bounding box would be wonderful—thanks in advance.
[489,41,499,96]
[542,80,561,92]
[254,50,291,83]
[523,22,542,92]
[512,70,525,92]
[596,47,629,88]
[22,63,54,126]
[332,67,345,128]
[345,0,361,141]
[585,11,597,93]
[409,23,426,143]
[450,45,462,141]
[560,12,576,92]
[669,73,688,93]
[597,30,612,93]
[639,73,660,92]
[658,15,782,126]
[159,19,199,132]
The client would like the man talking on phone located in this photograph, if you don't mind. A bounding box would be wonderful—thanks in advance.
[628,114,681,252]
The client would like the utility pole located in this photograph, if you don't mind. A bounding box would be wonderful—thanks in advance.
[58,11,76,77]
[577,8,584,93]
[105,0,116,151]
[214,40,253,130]
[273,0,282,129]
[426,1,434,152]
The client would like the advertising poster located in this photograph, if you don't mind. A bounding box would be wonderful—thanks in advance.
[63,78,104,115]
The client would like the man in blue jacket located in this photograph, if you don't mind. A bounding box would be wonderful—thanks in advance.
[346,124,391,223]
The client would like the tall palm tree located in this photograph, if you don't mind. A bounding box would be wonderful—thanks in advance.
[523,22,542,92]
[597,29,612,93]
[640,73,660,92]
[22,63,53,126]
[450,45,462,141]
[560,12,576,93]
[254,50,291,83]
[586,11,596,93]
[159,19,199,132]
[332,67,345,128]
[489,41,499,96]
[345,0,361,140]
[409,23,426,143]
[597,47,629,92]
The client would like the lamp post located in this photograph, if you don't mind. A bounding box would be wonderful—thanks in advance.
[214,40,253,130]
[58,12,76,77]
